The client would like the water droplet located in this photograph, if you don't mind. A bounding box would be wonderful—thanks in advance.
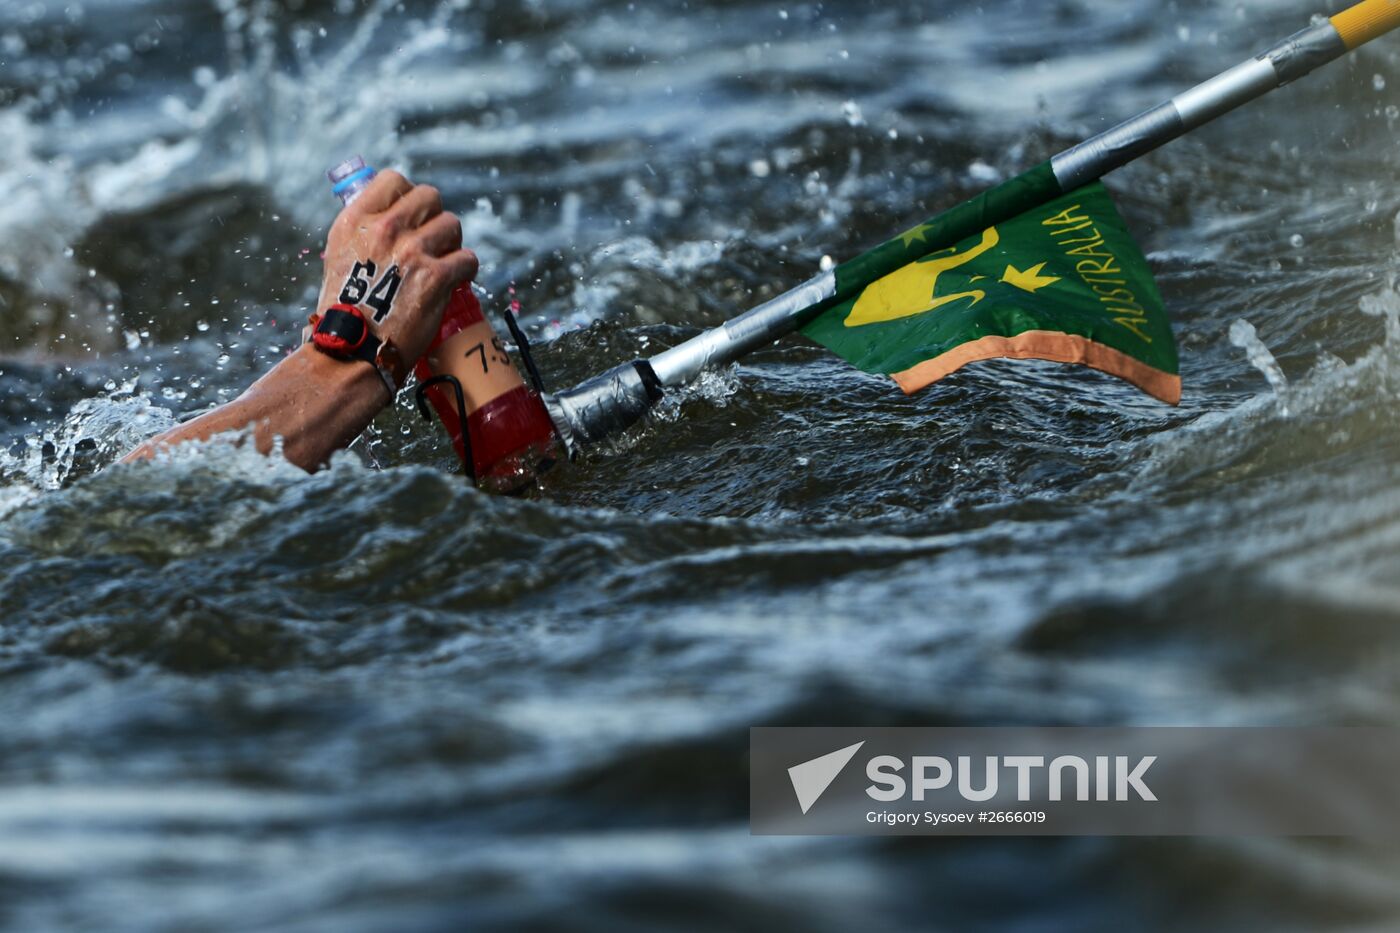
[819,255,835,272]
[841,99,865,127]
[748,159,771,178]
[1289,234,1304,248]
[966,160,1000,183]
[1375,74,1387,92]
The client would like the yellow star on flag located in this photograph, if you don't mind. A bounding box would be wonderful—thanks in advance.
[1001,262,1061,294]
[898,223,933,248]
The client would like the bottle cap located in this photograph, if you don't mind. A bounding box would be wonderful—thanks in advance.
[327,156,377,204]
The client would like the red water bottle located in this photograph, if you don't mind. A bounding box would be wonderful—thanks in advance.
[413,284,560,492]
[328,157,560,492]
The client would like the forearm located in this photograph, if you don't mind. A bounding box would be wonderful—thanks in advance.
[123,345,390,472]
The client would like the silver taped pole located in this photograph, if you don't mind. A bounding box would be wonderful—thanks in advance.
[547,19,1350,453]
[544,361,662,451]
[543,270,836,449]
[648,270,837,387]
[1051,21,1347,189]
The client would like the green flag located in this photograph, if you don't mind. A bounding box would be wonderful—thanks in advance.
[802,181,1180,404]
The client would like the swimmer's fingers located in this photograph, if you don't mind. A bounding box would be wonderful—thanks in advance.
[350,170,413,214]
[389,184,444,230]
[415,211,463,258]
[436,248,479,289]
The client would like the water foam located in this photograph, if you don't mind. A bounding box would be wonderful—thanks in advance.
[562,236,728,335]
[0,378,176,495]
[1129,285,1400,495]
[0,0,479,324]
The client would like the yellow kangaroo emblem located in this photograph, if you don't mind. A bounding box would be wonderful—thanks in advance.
[845,226,1001,328]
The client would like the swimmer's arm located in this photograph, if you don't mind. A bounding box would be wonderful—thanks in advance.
[121,344,389,472]
[121,169,476,474]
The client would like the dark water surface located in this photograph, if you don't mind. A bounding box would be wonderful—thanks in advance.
[3,0,1400,929]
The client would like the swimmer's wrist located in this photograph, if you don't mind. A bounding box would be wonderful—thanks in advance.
[295,342,395,407]
[306,305,410,400]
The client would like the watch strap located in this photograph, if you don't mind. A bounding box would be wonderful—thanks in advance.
[310,304,404,398]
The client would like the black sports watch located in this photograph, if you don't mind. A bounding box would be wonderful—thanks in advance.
[309,303,407,397]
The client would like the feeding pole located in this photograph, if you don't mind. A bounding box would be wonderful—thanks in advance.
[544,0,1400,453]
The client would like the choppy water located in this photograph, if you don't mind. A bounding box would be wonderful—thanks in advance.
[3,0,1400,929]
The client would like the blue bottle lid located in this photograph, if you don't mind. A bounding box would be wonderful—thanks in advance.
[327,156,377,203]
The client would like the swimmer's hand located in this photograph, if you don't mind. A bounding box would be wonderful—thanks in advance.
[123,170,477,472]
[318,170,478,365]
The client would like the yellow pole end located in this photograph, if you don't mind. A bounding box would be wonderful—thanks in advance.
[1331,0,1400,50]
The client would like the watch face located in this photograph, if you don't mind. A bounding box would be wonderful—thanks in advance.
[313,305,372,356]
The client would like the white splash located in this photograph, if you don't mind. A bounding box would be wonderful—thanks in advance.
[0,0,474,320]
[560,237,727,335]
[1129,284,1400,494]
[0,380,176,492]
[1229,318,1290,412]
[653,365,742,422]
